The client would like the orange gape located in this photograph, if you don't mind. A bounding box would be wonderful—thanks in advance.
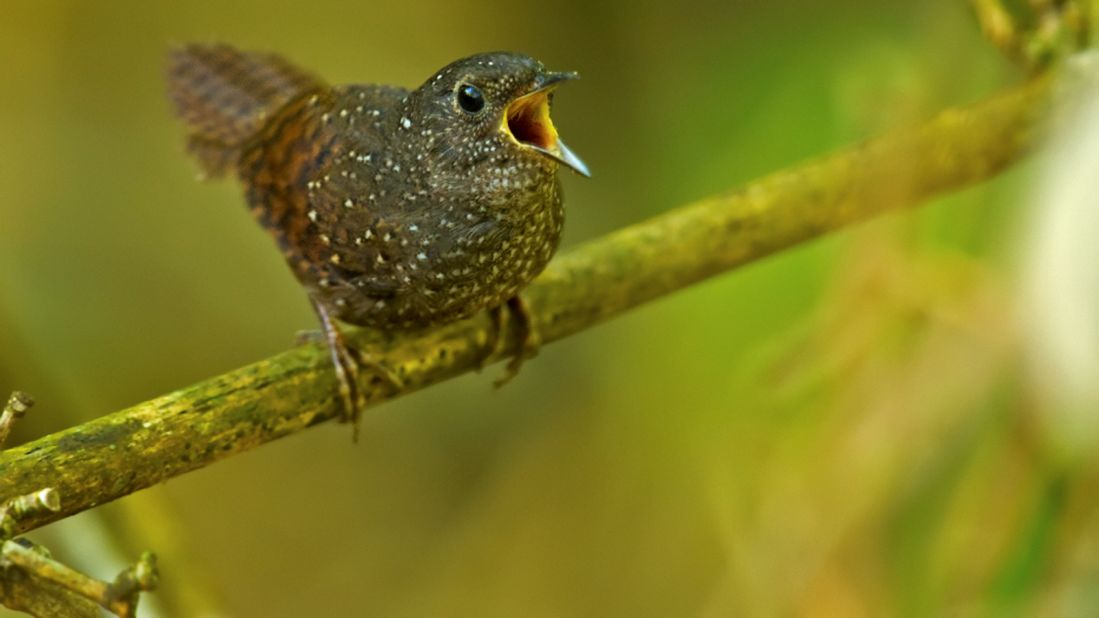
[167,44,589,435]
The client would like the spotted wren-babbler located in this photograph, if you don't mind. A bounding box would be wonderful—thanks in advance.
[167,44,588,434]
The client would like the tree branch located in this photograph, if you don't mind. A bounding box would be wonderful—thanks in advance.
[0,62,1088,533]
[0,487,156,617]
[0,478,159,615]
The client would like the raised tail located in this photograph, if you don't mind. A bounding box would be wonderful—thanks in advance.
[166,44,323,178]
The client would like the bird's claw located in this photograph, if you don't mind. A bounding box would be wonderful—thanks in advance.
[311,300,402,442]
[482,296,541,388]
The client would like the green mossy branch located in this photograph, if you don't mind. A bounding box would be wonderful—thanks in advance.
[0,65,1082,533]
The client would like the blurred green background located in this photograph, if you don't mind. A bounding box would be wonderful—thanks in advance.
[3,1,1098,616]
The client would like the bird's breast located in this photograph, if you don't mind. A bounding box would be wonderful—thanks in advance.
[332,179,564,330]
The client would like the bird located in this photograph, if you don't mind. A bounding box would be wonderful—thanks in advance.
[166,44,588,436]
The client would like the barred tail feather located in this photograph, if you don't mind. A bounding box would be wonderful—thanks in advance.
[166,44,322,178]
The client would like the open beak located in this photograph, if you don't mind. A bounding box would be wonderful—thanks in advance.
[501,71,591,178]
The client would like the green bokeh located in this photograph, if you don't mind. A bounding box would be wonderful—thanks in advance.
[2,1,1095,616]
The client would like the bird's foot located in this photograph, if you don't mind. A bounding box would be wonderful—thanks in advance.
[311,301,401,441]
[481,296,541,388]
[479,305,505,371]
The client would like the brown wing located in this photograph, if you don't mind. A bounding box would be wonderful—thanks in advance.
[239,84,411,298]
[303,85,412,271]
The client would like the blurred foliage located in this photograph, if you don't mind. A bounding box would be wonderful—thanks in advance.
[2,0,1097,616]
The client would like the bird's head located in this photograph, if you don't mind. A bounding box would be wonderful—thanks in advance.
[405,52,589,187]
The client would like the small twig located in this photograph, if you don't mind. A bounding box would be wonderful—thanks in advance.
[0,391,34,448]
[3,542,112,607]
[971,0,1090,70]
[0,542,101,618]
[0,489,158,617]
[971,0,1021,62]
[2,543,157,618]
[107,552,159,618]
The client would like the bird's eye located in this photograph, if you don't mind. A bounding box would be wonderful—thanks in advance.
[457,84,485,113]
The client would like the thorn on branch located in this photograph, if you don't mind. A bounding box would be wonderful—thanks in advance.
[0,391,34,448]
[0,488,59,540]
